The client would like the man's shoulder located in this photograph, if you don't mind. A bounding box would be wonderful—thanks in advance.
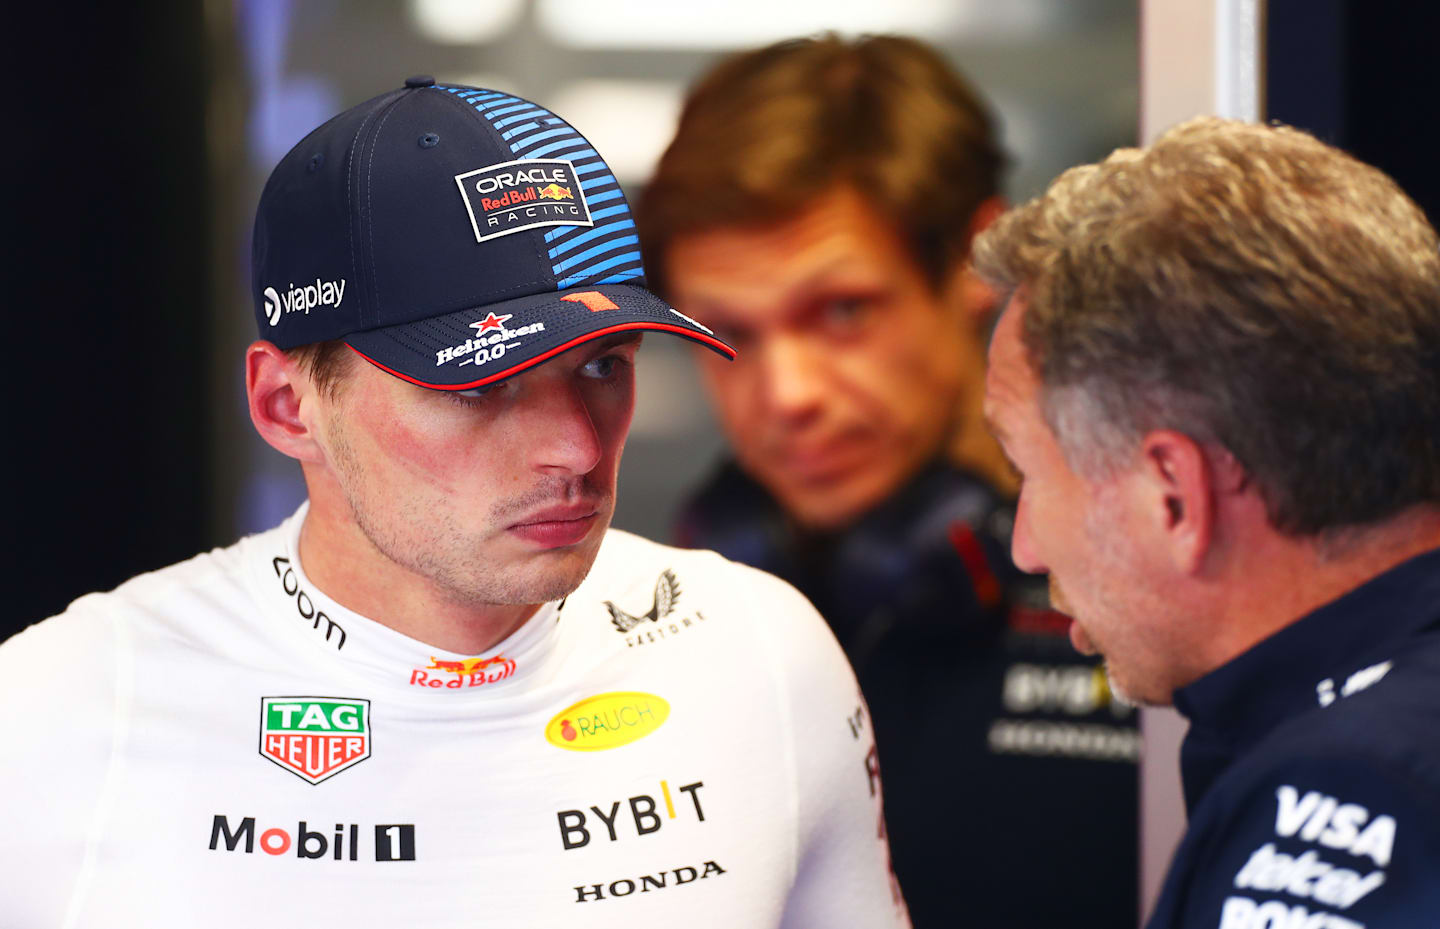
[1,528,275,671]
[1162,637,1440,925]
[1265,630,1440,778]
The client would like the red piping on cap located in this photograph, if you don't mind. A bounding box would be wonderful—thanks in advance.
[347,322,736,391]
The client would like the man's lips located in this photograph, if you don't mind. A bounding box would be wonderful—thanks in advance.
[769,435,869,482]
[507,504,601,548]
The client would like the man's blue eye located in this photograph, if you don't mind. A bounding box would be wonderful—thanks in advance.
[583,356,620,378]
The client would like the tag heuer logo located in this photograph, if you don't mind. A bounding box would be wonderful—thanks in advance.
[259,696,371,785]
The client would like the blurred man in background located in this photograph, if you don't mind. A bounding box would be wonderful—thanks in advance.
[976,116,1440,927]
[639,35,1138,928]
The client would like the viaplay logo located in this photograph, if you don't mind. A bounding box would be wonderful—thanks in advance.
[262,278,348,327]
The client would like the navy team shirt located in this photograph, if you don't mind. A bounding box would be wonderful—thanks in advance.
[1146,547,1440,928]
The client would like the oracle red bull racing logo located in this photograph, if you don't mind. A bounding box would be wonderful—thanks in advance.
[259,697,370,785]
[409,654,517,690]
[454,157,592,242]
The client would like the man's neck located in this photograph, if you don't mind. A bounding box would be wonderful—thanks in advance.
[295,504,540,656]
[1204,505,1440,671]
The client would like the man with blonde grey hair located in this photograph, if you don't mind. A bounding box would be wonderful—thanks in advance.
[976,115,1440,927]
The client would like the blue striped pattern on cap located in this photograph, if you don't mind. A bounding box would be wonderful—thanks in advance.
[438,86,644,289]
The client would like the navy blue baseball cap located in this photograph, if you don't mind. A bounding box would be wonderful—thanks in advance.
[252,76,734,389]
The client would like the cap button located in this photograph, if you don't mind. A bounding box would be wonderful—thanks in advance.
[405,75,436,88]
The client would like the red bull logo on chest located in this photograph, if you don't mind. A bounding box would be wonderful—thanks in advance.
[409,654,518,689]
[259,697,371,785]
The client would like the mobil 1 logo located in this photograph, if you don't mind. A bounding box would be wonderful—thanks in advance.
[210,816,415,862]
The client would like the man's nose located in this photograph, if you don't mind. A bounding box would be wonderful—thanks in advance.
[759,334,828,421]
[529,378,603,475]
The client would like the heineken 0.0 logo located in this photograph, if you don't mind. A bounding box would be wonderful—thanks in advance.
[259,696,371,785]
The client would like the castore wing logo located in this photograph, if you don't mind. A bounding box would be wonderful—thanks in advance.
[606,569,680,633]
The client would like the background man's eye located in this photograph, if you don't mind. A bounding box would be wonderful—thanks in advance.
[455,384,494,398]
[821,297,871,331]
[709,324,750,348]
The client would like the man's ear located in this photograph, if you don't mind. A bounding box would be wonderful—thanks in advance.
[948,194,1010,329]
[246,341,326,464]
[966,194,1008,245]
[1137,429,1216,575]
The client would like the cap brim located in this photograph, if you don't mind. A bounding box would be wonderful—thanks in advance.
[344,283,734,390]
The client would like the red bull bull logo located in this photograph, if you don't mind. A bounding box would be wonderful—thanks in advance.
[409,654,518,690]
[538,183,573,200]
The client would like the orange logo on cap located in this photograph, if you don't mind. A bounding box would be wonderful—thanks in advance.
[537,183,574,200]
[561,291,620,312]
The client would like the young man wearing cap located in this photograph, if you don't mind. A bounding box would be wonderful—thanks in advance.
[0,77,908,928]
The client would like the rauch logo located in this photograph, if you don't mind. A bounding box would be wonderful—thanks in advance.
[545,692,669,752]
[259,696,371,784]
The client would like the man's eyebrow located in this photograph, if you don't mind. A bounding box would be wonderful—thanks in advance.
[590,332,644,351]
[982,405,1008,443]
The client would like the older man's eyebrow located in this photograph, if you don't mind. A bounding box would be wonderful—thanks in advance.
[983,406,1009,444]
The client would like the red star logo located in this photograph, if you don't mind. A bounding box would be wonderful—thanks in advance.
[470,312,513,334]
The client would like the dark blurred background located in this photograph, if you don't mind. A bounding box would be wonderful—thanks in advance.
[9,0,1438,641]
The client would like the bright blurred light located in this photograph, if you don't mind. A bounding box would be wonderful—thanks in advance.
[535,0,1057,48]
[447,72,514,95]
[547,80,685,186]
[409,0,525,44]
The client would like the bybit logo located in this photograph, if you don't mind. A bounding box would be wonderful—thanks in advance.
[556,778,706,850]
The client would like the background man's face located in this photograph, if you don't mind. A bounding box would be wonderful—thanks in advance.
[665,186,974,530]
[984,297,1193,705]
[313,336,640,607]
